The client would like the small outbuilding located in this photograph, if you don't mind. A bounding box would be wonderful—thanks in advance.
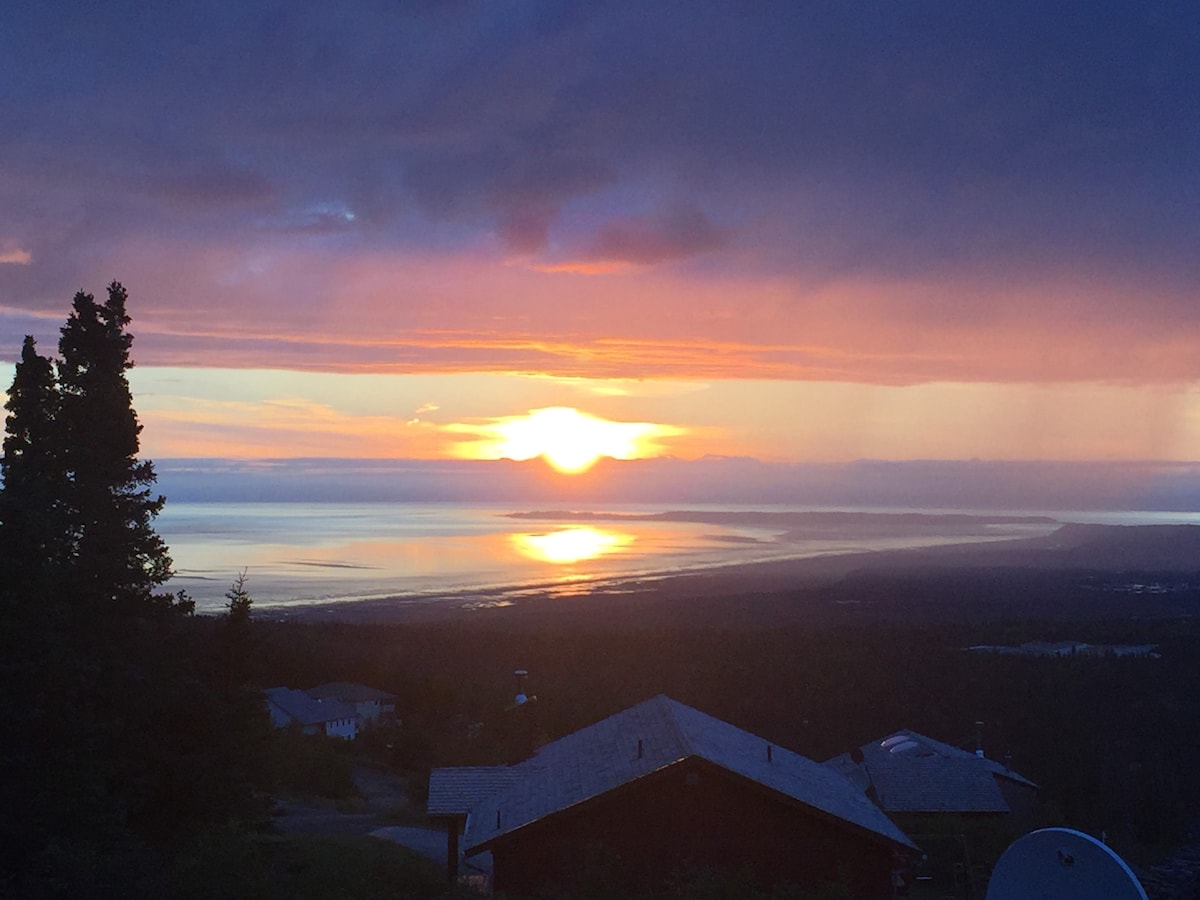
[825,729,1038,820]
[430,695,915,898]
[826,729,1039,894]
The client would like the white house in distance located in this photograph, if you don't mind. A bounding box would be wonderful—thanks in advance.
[306,681,397,723]
[264,686,360,740]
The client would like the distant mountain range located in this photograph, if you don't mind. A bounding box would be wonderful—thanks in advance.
[155,456,1200,512]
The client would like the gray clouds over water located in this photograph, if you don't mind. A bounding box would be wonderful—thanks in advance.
[3,2,1198,381]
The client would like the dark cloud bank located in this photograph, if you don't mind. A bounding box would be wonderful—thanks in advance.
[3,1,1199,330]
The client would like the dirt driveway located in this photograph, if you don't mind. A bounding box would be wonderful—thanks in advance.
[271,762,492,879]
[271,763,417,835]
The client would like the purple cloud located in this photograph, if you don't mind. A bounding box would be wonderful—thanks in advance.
[2,1,1199,383]
[572,208,730,268]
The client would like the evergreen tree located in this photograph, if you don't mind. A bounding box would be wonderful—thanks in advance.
[2,285,260,897]
[220,570,261,686]
[225,570,253,624]
[56,282,178,611]
[0,335,68,594]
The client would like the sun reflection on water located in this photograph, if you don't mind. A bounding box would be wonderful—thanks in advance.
[510,527,634,564]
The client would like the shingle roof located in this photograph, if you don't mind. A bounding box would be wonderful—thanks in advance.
[824,729,1037,814]
[427,766,523,818]
[307,681,396,703]
[451,695,914,855]
[264,686,356,726]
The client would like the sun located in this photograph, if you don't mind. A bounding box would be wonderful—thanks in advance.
[495,407,631,473]
[454,407,683,474]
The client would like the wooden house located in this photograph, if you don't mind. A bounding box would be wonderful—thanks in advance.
[430,695,915,898]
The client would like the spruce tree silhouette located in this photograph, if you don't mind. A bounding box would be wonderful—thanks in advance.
[0,335,68,593]
[0,285,245,899]
[55,282,180,612]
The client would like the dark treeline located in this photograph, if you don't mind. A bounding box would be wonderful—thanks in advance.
[0,287,268,898]
[248,608,1200,863]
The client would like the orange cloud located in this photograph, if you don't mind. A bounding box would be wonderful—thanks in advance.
[123,359,1200,464]
[139,396,448,459]
[528,260,632,275]
[70,235,1200,387]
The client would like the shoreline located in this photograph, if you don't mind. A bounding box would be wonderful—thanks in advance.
[250,533,1047,625]
[246,520,1200,626]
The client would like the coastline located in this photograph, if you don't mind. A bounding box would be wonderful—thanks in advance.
[249,520,1200,626]
[167,505,1067,618]
[247,531,1042,625]
[250,548,882,625]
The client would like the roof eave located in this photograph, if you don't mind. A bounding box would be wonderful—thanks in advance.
[466,753,918,856]
[464,756,686,855]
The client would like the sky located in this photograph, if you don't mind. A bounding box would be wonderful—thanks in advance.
[3,1,1200,474]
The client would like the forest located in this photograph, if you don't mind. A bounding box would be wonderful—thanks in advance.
[254,603,1200,854]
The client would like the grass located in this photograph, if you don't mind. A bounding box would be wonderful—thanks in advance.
[166,831,470,900]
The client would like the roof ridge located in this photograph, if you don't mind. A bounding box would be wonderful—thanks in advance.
[656,695,693,756]
[460,694,915,855]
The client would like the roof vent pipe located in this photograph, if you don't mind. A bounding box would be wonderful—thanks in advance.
[514,669,529,706]
[975,720,985,758]
[767,744,773,763]
[637,739,643,759]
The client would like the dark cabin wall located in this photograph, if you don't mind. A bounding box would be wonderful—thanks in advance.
[997,777,1038,830]
[488,757,898,899]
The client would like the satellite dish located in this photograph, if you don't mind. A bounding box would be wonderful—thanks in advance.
[987,827,1147,900]
[505,668,537,711]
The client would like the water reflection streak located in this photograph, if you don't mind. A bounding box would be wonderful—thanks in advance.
[510,527,634,565]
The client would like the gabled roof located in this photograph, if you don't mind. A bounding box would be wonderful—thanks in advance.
[265,686,356,726]
[307,681,396,703]
[451,695,914,854]
[825,729,1037,814]
[428,766,523,818]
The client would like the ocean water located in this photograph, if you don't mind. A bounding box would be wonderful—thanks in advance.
[161,501,835,613]
[150,501,1199,615]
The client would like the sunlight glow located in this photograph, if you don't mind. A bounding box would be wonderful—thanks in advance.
[451,406,684,473]
[0,247,33,265]
[511,527,633,564]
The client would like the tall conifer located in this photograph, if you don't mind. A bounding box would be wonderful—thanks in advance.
[56,282,176,610]
[1,285,256,898]
[0,335,68,595]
